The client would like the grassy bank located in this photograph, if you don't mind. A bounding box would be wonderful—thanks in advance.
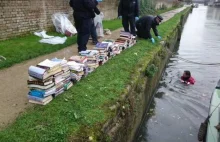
[0,8,190,141]
[0,6,182,70]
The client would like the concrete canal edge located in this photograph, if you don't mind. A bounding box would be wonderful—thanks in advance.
[88,8,192,142]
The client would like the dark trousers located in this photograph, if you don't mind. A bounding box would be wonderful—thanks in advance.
[136,22,148,39]
[122,15,136,36]
[91,20,98,43]
[74,17,93,52]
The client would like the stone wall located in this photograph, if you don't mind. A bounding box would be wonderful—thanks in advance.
[0,0,119,40]
[98,0,119,20]
[155,0,174,9]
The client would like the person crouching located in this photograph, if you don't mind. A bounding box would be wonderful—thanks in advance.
[136,15,163,43]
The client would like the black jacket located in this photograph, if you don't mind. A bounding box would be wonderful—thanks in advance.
[69,0,97,19]
[118,0,139,17]
[136,16,159,39]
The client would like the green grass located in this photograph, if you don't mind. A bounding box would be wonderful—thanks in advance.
[0,33,77,69]
[0,8,190,142]
[157,6,182,15]
[103,19,122,31]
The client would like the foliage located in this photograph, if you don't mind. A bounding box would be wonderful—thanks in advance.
[145,64,158,77]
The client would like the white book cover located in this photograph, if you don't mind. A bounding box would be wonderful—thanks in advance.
[38,59,60,69]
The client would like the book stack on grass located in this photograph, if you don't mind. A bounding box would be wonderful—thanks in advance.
[69,55,88,77]
[27,74,55,105]
[51,58,73,94]
[94,42,109,65]
[111,44,121,55]
[27,59,62,105]
[37,59,65,97]
[114,38,128,51]
[67,61,85,82]
[79,50,99,73]
[120,31,133,48]
[102,39,120,58]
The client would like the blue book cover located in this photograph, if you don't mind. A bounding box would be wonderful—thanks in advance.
[95,43,108,48]
[28,66,45,80]
[28,90,45,98]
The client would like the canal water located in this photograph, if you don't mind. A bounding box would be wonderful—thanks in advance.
[136,6,220,142]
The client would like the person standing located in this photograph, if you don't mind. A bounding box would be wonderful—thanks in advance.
[136,15,163,43]
[118,0,139,36]
[69,0,97,52]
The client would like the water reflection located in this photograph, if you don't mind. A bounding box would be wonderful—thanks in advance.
[136,6,220,142]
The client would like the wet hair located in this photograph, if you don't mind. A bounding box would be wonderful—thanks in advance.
[184,70,191,77]
[182,70,191,81]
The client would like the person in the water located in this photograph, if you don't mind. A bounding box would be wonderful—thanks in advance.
[181,70,195,85]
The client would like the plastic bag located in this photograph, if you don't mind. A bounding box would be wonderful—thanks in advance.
[39,37,67,45]
[94,12,104,37]
[34,30,54,39]
[52,13,77,36]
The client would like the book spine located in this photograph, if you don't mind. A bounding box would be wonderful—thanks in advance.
[27,81,45,86]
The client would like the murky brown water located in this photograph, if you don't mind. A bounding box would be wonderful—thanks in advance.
[136,5,220,142]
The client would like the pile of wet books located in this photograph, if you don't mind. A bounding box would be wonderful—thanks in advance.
[114,38,128,51]
[69,55,89,77]
[51,58,73,95]
[79,50,99,73]
[27,58,73,105]
[101,39,119,58]
[27,59,62,105]
[94,42,110,65]
[67,60,85,82]
[111,44,121,55]
[116,31,137,49]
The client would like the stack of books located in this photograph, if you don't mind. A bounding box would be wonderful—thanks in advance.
[111,44,121,55]
[69,56,87,64]
[94,42,109,65]
[119,31,137,48]
[27,73,55,105]
[114,38,128,51]
[51,58,73,94]
[37,59,65,97]
[67,61,85,82]
[102,39,119,58]
[79,50,99,73]
[27,59,62,105]
[69,55,88,77]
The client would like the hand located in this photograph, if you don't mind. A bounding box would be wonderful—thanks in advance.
[118,16,122,19]
[151,38,155,44]
[157,36,162,40]
[135,17,139,22]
